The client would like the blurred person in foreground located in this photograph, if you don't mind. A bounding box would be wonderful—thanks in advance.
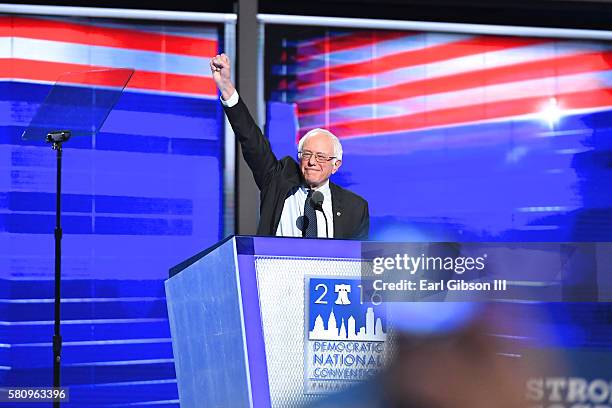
[307,303,555,408]
[210,53,369,239]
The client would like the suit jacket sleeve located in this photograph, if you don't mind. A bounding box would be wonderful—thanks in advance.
[223,97,280,190]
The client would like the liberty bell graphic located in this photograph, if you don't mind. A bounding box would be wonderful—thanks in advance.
[334,284,351,305]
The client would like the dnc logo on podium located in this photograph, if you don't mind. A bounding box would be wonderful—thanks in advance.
[304,277,388,395]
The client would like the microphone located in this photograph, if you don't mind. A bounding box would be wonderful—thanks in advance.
[310,191,329,238]
[311,191,324,210]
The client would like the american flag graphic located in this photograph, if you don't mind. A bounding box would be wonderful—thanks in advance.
[268,28,612,241]
[271,30,612,139]
[0,15,217,97]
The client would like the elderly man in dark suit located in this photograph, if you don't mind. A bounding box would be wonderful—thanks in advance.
[211,53,369,240]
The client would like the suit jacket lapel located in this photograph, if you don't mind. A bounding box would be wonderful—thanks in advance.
[330,182,344,238]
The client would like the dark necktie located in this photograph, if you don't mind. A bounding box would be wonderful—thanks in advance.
[303,189,318,238]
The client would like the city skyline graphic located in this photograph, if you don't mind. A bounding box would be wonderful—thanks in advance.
[309,307,386,341]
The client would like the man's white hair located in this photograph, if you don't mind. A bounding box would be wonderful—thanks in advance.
[297,128,343,161]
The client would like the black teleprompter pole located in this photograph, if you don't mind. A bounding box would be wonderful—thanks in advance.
[47,130,70,408]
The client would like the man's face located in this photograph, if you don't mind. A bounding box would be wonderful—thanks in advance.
[299,132,342,188]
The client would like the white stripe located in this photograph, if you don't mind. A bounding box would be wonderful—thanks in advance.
[316,105,612,139]
[0,102,218,136]
[537,128,592,138]
[424,40,602,80]
[11,37,213,77]
[513,225,560,231]
[110,400,180,407]
[67,358,174,367]
[291,31,362,48]
[119,85,217,100]
[13,338,171,347]
[70,379,177,388]
[298,70,612,127]
[65,18,219,41]
[0,296,164,303]
[517,206,575,213]
[9,15,219,41]
[294,33,471,74]
[555,147,592,155]
[0,79,217,100]
[0,318,167,325]
[103,110,218,139]
[294,41,605,98]
[0,210,194,220]
[0,37,10,58]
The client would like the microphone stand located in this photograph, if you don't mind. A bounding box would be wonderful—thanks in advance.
[47,130,70,408]
[315,205,329,238]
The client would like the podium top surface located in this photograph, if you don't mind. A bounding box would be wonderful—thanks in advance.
[168,235,363,278]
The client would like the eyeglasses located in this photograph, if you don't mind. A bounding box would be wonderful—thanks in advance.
[298,151,336,163]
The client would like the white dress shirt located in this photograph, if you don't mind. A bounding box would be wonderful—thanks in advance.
[275,182,334,238]
[221,89,240,107]
[222,90,334,238]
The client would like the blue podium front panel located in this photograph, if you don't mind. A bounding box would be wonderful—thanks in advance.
[165,239,251,408]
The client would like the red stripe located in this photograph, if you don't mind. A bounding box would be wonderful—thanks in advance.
[297,31,411,61]
[0,16,217,58]
[0,59,216,96]
[304,88,612,138]
[297,36,550,88]
[297,50,612,116]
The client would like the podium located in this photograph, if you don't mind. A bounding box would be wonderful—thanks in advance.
[165,236,383,408]
[166,237,612,407]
